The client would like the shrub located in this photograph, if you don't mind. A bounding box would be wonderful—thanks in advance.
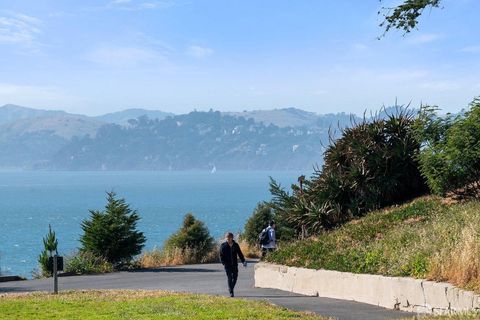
[80,191,146,266]
[416,98,480,198]
[163,213,214,264]
[65,251,114,274]
[38,225,58,277]
[241,202,273,247]
[270,108,427,235]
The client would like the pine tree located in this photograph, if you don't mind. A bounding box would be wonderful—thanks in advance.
[80,191,146,265]
[38,225,58,277]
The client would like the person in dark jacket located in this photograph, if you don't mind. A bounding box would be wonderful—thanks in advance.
[219,232,246,297]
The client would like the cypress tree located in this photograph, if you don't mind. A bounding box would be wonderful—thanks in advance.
[80,191,146,265]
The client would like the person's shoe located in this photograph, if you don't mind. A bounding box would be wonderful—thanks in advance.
[230,291,234,297]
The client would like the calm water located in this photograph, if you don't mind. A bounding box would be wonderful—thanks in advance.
[0,171,303,277]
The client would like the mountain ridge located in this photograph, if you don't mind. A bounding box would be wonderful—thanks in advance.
[0,104,364,170]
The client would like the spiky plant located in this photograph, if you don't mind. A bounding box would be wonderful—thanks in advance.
[269,106,428,235]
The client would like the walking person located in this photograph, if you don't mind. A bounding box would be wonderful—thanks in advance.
[261,220,277,258]
[219,232,247,297]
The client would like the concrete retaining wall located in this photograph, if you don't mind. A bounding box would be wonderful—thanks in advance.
[254,262,480,314]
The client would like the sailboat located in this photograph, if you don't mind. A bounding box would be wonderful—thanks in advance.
[211,165,217,174]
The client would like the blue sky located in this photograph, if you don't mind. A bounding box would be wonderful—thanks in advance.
[0,0,479,115]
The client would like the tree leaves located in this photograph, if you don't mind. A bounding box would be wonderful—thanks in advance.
[379,0,442,36]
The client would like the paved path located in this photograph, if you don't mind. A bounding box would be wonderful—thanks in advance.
[0,262,413,320]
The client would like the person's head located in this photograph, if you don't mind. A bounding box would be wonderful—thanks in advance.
[269,220,276,229]
[225,232,234,243]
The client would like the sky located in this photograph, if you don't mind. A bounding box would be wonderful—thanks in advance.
[0,0,479,116]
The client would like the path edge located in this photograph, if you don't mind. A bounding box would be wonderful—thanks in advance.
[254,262,480,315]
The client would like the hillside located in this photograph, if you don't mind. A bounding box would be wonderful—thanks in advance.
[94,108,174,125]
[227,107,357,129]
[266,197,480,293]
[50,111,326,170]
[0,104,69,125]
[0,105,105,168]
[0,105,360,170]
[0,114,103,139]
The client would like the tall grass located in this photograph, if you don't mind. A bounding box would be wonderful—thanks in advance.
[138,246,219,268]
[266,197,480,293]
[426,202,480,290]
[238,239,261,259]
[139,238,259,268]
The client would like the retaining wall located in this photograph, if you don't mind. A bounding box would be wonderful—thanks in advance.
[254,262,480,314]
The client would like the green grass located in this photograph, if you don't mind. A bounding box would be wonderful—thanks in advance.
[266,197,480,292]
[0,290,326,320]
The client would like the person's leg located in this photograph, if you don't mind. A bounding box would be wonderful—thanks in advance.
[261,247,267,258]
[225,267,234,296]
[231,265,239,292]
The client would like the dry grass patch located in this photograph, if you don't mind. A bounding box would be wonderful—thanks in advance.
[238,239,261,259]
[138,246,219,268]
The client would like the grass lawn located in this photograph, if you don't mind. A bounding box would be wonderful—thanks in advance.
[0,290,326,320]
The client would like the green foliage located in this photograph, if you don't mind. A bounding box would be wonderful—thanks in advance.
[416,98,480,198]
[164,213,214,263]
[65,251,114,275]
[241,202,273,247]
[379,0,442,35]
[80,191,146,266]
[270,108,427,235]
[38,225,58,277]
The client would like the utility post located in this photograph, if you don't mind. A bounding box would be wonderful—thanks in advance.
[53,254,58,294]
[49,254,63,294]
[298,175,306,240]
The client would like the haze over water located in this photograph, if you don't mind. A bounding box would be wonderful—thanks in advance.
[0,170,303,277]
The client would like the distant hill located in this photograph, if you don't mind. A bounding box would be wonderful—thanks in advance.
[0,114,103,139]
[0,104,69,125]
[51,111,326,170]
[226,108,318,128]
[0,104,363,170]
[95,108,174,125]
[226,107,357,130]
[0,106,104,169]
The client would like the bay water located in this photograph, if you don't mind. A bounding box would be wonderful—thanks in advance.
[0,170,303,278]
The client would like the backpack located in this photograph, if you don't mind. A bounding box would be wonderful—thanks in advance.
[258,227,270,245]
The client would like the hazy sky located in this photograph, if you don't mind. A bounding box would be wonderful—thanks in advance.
[0,0,479,115]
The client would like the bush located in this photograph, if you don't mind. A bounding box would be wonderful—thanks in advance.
[163,213,214,264]
[270,108,427,235]
[80,191,146,266]
[38,225,58,277]
[65,251,114,274]
[416,98,480,198]
[241,202,273,247]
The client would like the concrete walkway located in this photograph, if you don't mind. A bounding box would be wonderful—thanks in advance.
[0,262,413,320]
